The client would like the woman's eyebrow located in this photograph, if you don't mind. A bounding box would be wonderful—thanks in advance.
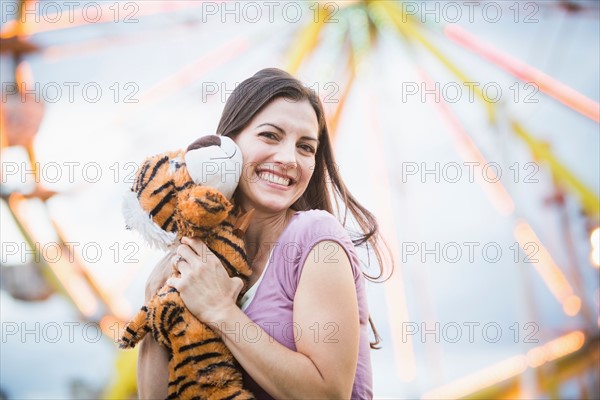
[256,123,319,143]
[256,122,284,132]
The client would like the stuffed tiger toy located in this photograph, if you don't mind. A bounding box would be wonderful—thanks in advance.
[119,134,255,400]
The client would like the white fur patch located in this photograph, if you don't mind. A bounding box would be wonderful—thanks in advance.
[122,190,177,251]
[185,136,242,199]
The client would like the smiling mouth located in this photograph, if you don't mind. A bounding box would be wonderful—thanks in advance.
[256,171,293,187]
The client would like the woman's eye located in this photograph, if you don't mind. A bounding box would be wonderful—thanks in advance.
[259,132,278,140]
[299,144,315,154]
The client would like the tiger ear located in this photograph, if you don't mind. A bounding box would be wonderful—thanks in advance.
[233,208,255,238]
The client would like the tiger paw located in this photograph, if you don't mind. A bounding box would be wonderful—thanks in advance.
[118,306,150,349]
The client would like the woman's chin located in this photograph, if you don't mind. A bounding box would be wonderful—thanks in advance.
[248,196,295,214]
[258,203,291,214]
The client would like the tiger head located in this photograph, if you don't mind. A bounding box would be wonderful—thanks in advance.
[122,135,243,251]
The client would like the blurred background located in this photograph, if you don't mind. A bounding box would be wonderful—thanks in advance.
[0,0,599,398]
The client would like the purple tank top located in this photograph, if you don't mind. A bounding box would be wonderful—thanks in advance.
[241,210,373,399]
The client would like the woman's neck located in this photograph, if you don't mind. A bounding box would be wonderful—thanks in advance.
[244,208,295,262]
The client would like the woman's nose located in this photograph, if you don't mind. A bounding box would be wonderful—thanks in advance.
[273,141,297,167]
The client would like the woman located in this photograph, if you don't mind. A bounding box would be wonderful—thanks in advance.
[138,68,388,399]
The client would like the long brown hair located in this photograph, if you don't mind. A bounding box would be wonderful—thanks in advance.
[216,68,391,348]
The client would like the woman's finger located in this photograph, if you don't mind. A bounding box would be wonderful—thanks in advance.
[182,237,216,260]
[181,236,201,254]
[145,252,177,300]
[231,277,244,299]
[171,253,189,273]
[176,245,198,264]
[166,276,180,290]
[171,261,182,277]
[171,253,182,267]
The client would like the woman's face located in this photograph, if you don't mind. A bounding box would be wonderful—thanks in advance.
[233,97,319,214]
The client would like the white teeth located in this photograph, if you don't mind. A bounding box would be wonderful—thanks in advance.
[258,171,290,186]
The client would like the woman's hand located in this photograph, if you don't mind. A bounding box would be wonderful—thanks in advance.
[167,237,244,324]
[145,251,177,301]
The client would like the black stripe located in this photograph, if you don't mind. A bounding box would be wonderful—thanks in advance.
[149,307,170,351]
[207,242,249,284]
[158,287,178,297]
[177,380,198,396]
[179,337,221,353]
[168,375,185,387]
[220,390,242,400]
[174,352,221,371]
[149,190,176,218]
[153,179,195,196]
[213,252,241,280]
[158,305,173,347]
[175,180,194,191]
[134,162,149,193]
[195,198,226,213]
[138,156,169,198]
[166,306,179,328]
[189,225,212,236]
[201,360,238,374]
[212,234,249,265]
[161,212,175,231]
[150,307,159,343]
[197,363,240,388]
[151,180,174,196]
[167,316,184,331]
[165,392,178,400]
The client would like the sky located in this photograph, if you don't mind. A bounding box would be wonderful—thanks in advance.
[1,1,599,399]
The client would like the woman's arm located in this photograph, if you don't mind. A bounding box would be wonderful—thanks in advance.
[136,251,174,399]
[170,239,360,399]
[137,337,169,399]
